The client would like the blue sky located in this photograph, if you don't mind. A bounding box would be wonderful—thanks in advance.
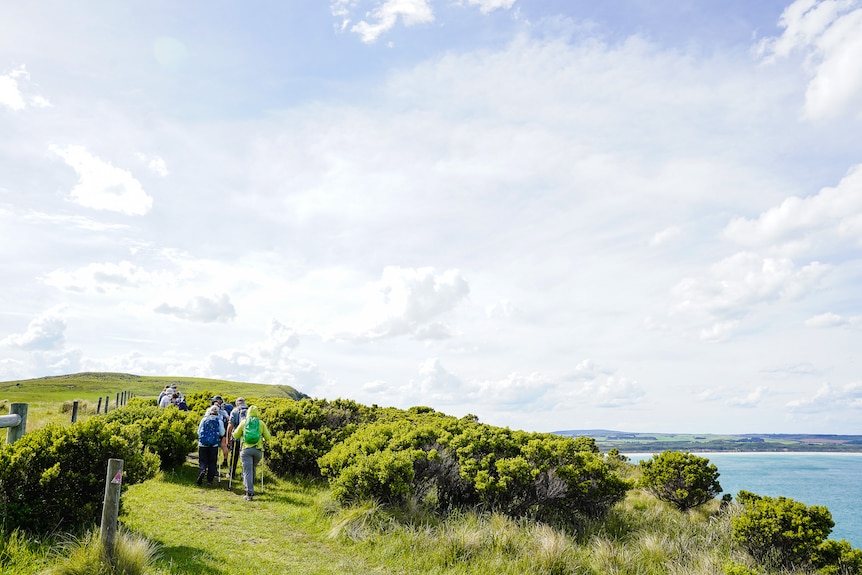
[2,0,862,434]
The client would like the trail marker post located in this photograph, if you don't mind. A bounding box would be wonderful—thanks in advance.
[71,400,79,423]
[100,458,124,562]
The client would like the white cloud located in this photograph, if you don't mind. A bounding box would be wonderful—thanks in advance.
[154,294,237,323]
[0,65,51,111]
[560,360,645,408]
[650,226,682,247]
[485,298,519,319]
[43,260,174,292]
[805,312,862,327]
[673,252,828,318]
[727,385,767,407]
[724,163,862,250]
[0,307,67,351]
[786,381,862,412]
[50,145,153,215]
[699,320,740,343]
[339,0,435,43]
[201,320,324,389]
[465,0,516,14]
[347,266,470,341]
[759,0,862,120]
[137,153,169,177]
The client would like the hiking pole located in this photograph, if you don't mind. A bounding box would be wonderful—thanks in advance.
[228,439,238,489]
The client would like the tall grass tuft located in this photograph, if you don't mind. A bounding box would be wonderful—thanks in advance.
[43,527,159,575]
[0,529,49,574]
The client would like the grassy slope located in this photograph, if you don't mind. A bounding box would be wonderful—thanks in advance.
[0,372,305,403]
[0,372,306,430]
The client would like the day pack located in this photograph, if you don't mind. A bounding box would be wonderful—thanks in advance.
[199,417,220,447]
[243,416,261,444]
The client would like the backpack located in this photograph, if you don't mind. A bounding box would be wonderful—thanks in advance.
[243,416,261,444]
[232,406,248,427]
[199,417,220,447]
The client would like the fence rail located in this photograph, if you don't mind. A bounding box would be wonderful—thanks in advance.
[1,402,27,444]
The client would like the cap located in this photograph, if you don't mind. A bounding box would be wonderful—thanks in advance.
[235,397,246,406]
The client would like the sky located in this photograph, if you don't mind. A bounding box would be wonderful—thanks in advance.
[2,0,862,435]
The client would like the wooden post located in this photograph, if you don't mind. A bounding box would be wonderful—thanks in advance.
[6,403,27,444]
[104,396,109,413]
[115,392,120,409]
[97,397,103,414]
[100,458,124,562]
[71,400,79,423]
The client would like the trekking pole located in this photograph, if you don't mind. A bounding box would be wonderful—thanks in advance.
[228,440,237,489]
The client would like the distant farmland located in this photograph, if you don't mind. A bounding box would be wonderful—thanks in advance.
[556,429,862,452]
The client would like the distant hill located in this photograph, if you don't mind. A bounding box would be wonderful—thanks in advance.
[556,429,862,452]
[0,372,308,403]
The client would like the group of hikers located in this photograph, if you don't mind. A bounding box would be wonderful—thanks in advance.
[157,386,271,501]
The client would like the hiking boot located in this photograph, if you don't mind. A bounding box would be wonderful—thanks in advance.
[243,493,253,501]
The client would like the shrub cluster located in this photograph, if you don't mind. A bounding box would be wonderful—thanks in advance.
[638,451,722,511]
[0,418,159,534]
[732,490,862,573]
[104,404,198,469]
[258,397,378,477]
[317,408,631,524]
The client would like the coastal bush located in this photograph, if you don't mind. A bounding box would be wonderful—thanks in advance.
[104,404,198,469]
[639,451,722,511]
[319,412,630,524]
[732,490,834,569]
[0,418,159,534]
[259,397,379,477]
[812,538,862,574]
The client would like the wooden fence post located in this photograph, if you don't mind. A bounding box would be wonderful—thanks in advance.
[104,395,109,413]
[100,458,124,562]
[97,397,103,414]
[4,403,27,444]
[71,400,79,423]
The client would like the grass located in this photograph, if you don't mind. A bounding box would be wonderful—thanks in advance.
[0,372,305,434]
[2,463,834,575]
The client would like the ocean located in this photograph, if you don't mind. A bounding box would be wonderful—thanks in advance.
[626,452,862,548]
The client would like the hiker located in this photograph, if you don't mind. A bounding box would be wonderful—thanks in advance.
[211,396,231,464]
[175,392,189,411]
[226,397,249,480]
[231,405,271,501]
[158,390,174,408]
[197,405,225,486]
[157,385,171,405]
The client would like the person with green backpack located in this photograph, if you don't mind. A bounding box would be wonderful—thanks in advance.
[231,405,271,501]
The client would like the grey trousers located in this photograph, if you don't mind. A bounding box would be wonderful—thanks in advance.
[240,446,262,496]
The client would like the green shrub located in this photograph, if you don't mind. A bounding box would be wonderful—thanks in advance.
[639,451,722,511]
[732,490,834,569]
[812,538,862,575]
[0,418,159,534]
[267,428,337,477]
[319,413,630,524]
[104,404,198,469]
[258,397,379,477]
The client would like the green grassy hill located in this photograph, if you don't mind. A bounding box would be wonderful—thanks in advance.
[0,372,306,403]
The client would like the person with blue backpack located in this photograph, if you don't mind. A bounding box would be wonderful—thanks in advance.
[231,404,271,501]
[197,405,225,486]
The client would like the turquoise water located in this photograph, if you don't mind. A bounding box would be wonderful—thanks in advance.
[626,452,862,547]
